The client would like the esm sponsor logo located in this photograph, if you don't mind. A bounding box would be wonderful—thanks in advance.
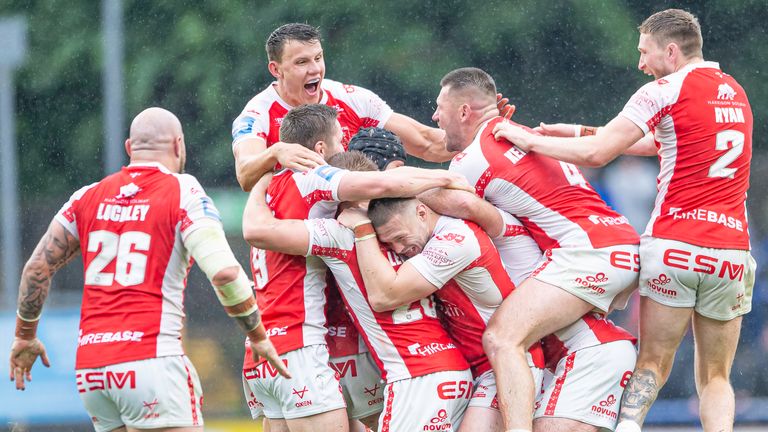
[663,249,745,281]
[329,358,358,378]
[76,370,136,393]
[437,380,472,400]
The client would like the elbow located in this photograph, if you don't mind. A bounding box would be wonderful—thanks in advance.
[583,149,613,168]
[242,223,268,248]
[236,171,254,192]
[369,293,397,313]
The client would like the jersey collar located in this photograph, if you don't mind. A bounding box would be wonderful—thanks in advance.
[126,161,172,174]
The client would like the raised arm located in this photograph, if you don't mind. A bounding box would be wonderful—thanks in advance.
[11,220,80,390]
[242,173,310,256]
[337,208,438,312]
[493,116,646,167]
[535,122,657,157]
[337,166,472,202]
[233,137,325,191]
[384,113,456,163]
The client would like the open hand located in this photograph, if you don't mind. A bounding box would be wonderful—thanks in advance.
[272,142,326,172]
[337,207,370,229]
[533,122,578,137]
[249,338,291,379]
[496,93,516,120]
[492,122,534,151]
[10,338,50,391]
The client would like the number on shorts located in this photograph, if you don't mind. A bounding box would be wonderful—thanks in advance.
[251,248,269,289]
[708,130,745,179]
[392,297,438,324]
[620,370,633,388]
[85,231,150,286]
[559,161,588,189]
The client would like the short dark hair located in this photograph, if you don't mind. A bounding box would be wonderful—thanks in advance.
[328,151,377,172]
[280,104,338,150]
[440,67,497,100]
[639,9,703,58]
[266,23,321,62]
[368,197,416,228]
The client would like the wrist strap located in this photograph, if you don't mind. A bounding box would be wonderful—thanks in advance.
[354,233,377,243]
[353,222,375,239]
[580,125,599,136]
[15,312,40,340]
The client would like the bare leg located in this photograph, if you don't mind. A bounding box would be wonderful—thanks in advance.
[285,408,349,432]
[457,406,504,432]
[533,418,598,432]
[483,278,594,431]
[617,297,692,427]
[356,413,380,431]
[692,313,741,432]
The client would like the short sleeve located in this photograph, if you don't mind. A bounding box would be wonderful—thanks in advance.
[54,182,98,240]
[295,165,349,202]
[619,80,674,134]
[408,229,480,289]
[304,219,355,258]
[231,107,270,150]
[176,174,223,240]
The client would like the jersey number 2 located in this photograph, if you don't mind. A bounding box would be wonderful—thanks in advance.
[708,130,745,179]
[85,231,150,286]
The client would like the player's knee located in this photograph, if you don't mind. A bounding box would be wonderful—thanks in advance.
[211,265,241,286]
[482,325,522,358]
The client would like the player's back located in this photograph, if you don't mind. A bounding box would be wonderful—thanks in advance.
[58,163,212,369]
[621,63,752,249]
[246,168,346,368]
[450,118,639,251]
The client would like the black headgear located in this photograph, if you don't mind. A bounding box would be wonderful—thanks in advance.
[348,127,406,171]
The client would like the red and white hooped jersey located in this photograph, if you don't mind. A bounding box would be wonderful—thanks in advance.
[409,216,545,376]
[305,218,470,383]
[244,165,349,370]
[55,162,222,369]
[541,313,637,371]
[449,118,640,251]
[232,79,394,151]
[619,62,752,250]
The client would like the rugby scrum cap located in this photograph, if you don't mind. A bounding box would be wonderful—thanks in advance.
[348,127,406,171]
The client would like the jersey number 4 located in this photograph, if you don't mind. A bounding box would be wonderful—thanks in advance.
[85,231,151,286]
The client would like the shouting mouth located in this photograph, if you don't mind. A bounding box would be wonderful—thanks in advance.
[304,78,320,95]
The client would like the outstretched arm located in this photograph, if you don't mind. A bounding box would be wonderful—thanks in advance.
[242,173,310,256]
[493,116,645,167]
[337,166,472,202]
[535,122,657,157]
[384,113,455,163]
[11,220,80,390]
[337,208,438,312]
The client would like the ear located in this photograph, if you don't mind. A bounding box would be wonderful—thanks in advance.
[415,202,428,220]
[124,139,132,157]
[459,103,471,121]
[173,136,182,157]
[268,61,281,79]
[313,141,325,157]
[666,42,678,60]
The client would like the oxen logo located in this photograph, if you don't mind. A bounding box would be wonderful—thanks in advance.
[717,83,736,100]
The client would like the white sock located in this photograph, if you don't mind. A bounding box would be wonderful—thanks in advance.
[615,420,642,432]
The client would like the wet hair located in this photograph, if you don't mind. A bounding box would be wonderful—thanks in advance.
[639,9,703,58]
[328,151,377,172]
[279,104,338,150]
[348,127,406,171]
[266,23,322,62]
[368,197,417,228]
[440,67,496,100]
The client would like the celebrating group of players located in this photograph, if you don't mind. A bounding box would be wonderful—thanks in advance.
[11,7,754,432]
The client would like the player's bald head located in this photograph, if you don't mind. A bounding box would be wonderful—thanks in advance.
[129,107,183,151]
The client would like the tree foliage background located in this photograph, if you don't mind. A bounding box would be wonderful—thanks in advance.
[2,0,768,418]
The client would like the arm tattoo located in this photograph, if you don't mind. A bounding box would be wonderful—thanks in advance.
[618,368,660,425]
[17,224,80,320]
[234,309,262,334]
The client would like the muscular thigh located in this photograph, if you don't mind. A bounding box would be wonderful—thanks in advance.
[639,237,754,320]
[78,356,203,432]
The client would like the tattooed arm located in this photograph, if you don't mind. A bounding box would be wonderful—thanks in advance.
[10,220,80,390]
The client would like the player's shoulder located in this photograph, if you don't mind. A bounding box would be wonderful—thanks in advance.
[170,172,208,197]
[322,78,378,99]
[69,180,102,202]
[433,216,478,243]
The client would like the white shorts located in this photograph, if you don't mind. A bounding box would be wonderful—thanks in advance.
[242,371,265,419]
[242,344,346,420]
[534,340,636,431]
[532,245,640,312]
[77,355,203,432]
[379,369,472,432]
[468,366,544,410]
[639,237,755,320]
[331,352,384,420]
